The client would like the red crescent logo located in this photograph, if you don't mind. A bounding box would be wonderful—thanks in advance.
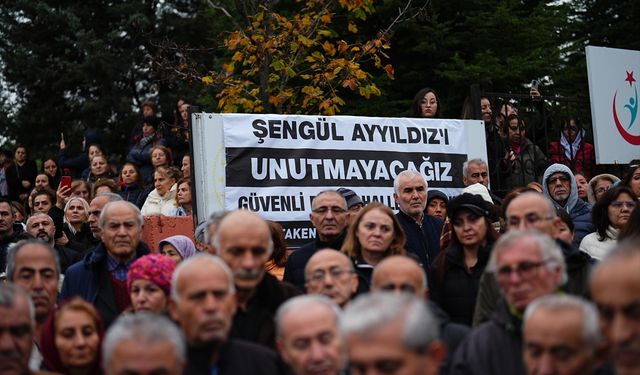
[612,91,640,145]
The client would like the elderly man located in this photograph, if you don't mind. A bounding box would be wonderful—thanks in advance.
[523,295,602,375]
[0,283,54,375]
[371,255,469,375]
[590,240,640,375]
[450,230,566,375]
[25,213,81,273]
[6,240,60,371]
[276,295,345,375]
[284,190,349,289]
[542,164,593,247]
[393,170,443,272]
[305,249,359,307]
[61,200,150,327]
[342,292,446,375]
[103,313,186,375]
[473,191,594,326]
[0,197,23,275]
[169,254,280,374]
[87,193,123,240]
[211,209,300,348]
[462,158,501,204]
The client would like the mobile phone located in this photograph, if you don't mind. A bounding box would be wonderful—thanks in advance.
[60,175,72,190]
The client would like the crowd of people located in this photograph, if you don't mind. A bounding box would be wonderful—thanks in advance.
[0,91,640,375]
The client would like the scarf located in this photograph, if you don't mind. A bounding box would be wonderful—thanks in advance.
[560,128,584,160]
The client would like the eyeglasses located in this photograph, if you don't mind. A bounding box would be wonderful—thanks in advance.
[312,206,347,215]
[496,260,549,280]
[595,186,611,195]
[507,214,555,228]
[610,200,637,210]
[548,175,570,185]
[306,267,353,284]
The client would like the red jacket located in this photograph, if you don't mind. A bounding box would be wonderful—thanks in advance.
[548,140,595,180]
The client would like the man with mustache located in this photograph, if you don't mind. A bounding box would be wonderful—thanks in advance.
[542,164,593,248]
[5,240,60,372]
[87,193,122,241]
[169,254,280,374]
[284,190,349,289]
[211,210,300,348]
[25,213,81,273]
[394,170,443,273]
[61,200,150,328]
[0,283,57,375]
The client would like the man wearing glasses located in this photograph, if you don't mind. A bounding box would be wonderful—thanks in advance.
[473,191,594,326]
[304,249,359,307]
[450,230,566,375]
[284,190,349,289]
[542,163,594,248]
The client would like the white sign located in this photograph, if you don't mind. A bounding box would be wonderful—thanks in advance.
[586,46,640,164]
[192,113,487,247]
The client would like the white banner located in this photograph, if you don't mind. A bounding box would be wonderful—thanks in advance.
[586,46,640,164]
[192,113,487,247]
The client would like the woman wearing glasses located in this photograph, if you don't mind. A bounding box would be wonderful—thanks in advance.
[549,117,595,180]
[341,202,406,286]
[579,186,637,260]
[500,114,548,190]
[411,87,441,118]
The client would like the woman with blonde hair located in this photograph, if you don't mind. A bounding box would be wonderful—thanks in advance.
[341,202,406,285]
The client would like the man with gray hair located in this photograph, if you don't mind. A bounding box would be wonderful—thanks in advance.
[590,240,640,375]
[169,253,280,374]
[87,192,123,240]
[211,209,300,348]
[342,292,445,375]
[522,295,601,375]
[450,230,566,375]
[6,239,61,371]
[61,200,150,328]
[102,313,186,375]
[25,213,81,273]
[276,295,346,375]
[393,170,443,272]
[284,190,350,289]
[462,158,501,204]
[0,283,44,375]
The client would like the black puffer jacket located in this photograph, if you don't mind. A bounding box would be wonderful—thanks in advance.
[430,242,493,326]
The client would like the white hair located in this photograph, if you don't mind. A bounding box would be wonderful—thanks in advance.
[275,294,342,338]
[0,283,36,327]
[98,200,142,229]
[341,292,439,353]
[393,170,428,195]
[462,158,487,178]
[524,294,601,349]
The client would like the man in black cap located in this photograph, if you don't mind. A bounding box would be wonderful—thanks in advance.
[336,187,364,225]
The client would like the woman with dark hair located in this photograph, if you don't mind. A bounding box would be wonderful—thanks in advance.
[341,202,406,286]
[42,157,61,189]
[618,205,640,242]
[429,193,499,326]
[118,162,145,208]
[40,297,104,375]
[265,220,289,280]
[126,116,166,185]
[169,178,192,217]
[620,159,640,198]
[555,208,576,246]
[580,186,637,260]
[500,114,548,190]
[58,129,103,179]
[548,117,595,179]
[6,145,37,204]
[411,87,441,118]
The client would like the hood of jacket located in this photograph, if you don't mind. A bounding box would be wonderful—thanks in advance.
[542,163,578,212]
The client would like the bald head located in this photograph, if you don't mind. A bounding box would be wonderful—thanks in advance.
[213,210,273,292]
[505,192,560,237]
[305,249,358,307]
[372,255,427,298]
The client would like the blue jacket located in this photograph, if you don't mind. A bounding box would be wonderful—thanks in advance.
[395,210,444,273]
[60,241,150,327]
[542,163,593,247]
